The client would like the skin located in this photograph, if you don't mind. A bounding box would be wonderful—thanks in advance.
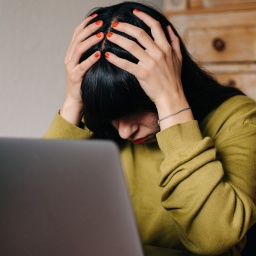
[111,112,160,144]
[61,14,104,125]
[61,9,194,143]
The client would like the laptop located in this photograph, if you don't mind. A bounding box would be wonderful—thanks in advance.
[0,138,144,256]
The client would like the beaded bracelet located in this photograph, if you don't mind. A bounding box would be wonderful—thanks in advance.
[157,107,191,125]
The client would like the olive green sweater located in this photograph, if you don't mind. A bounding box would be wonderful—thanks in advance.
[44,95,256,256]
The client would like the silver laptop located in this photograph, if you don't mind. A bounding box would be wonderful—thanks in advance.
[0,138,144,256]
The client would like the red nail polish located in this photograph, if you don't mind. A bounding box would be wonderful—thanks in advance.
[90,13,97,18]
[112,21,119,28]
[105,52,110,58]
[95,20,102,25]
[133,9,140,12]
[96,32,102,38]
[94,52,100,58]
[107,32,113,38]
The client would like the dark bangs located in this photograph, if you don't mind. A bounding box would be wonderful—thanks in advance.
[81,50,156,140]
[82,58,155,120]
[78,1,244,143]
[79,2,161,140]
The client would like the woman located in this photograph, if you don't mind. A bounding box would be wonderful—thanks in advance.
[45,1,256,255]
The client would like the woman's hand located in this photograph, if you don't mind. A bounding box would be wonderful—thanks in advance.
[61,14,104,125]
[105,10,193,129]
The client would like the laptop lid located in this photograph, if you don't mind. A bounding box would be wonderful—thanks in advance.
[0,138,144,256]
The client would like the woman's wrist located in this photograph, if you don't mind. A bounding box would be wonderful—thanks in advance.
[156,95,194,130]
[158,108,194,130]
[60,102,83,126]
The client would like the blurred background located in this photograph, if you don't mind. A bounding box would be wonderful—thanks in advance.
[0,0,163,138]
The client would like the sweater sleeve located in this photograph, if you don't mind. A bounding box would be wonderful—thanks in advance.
[156,119,256,255]
[43,112,93,139]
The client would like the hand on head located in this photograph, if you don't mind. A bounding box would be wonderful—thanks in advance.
[61,14,104,125]
[61,4,193,130]
[105,10,189,123]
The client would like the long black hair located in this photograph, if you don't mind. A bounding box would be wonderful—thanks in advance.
[80,1,243,143]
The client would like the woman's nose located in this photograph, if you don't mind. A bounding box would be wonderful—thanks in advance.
[118,120,138,139]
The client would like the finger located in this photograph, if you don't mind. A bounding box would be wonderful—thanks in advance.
[72,14,97,40]
[133,9,169,49]
[111,22,156,52]
[167,25,182,62]
[65,18,103,64]
[73,20,103,46]
[68,32,104,69]
[69,13,98,47]
[106,31,149,63]
[66,15,96,57]
[66,19,103,63]
[73,51,101,80]
[105,52,142,78]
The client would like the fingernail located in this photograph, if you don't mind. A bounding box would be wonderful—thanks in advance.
[90,13,97,18]
[112,21,119,28]
[133,9,140,12]
[105,52,110,58]
[94,51,100,58]
[96,32,102,38]
[95,20,102,25]
[107,32,113,38]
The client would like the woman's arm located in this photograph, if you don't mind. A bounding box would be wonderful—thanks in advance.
[104,10,256,254]
[44,14,104,139]
[61,14,104,125]
[156,100,256,254]
[105,10,194,130]
[43,112,93,139]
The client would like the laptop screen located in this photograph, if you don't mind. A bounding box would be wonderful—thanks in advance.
[0,138,144,256]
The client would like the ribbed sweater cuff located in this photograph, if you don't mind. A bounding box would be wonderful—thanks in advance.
[156,120,203,154]
[43,113,93,139]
